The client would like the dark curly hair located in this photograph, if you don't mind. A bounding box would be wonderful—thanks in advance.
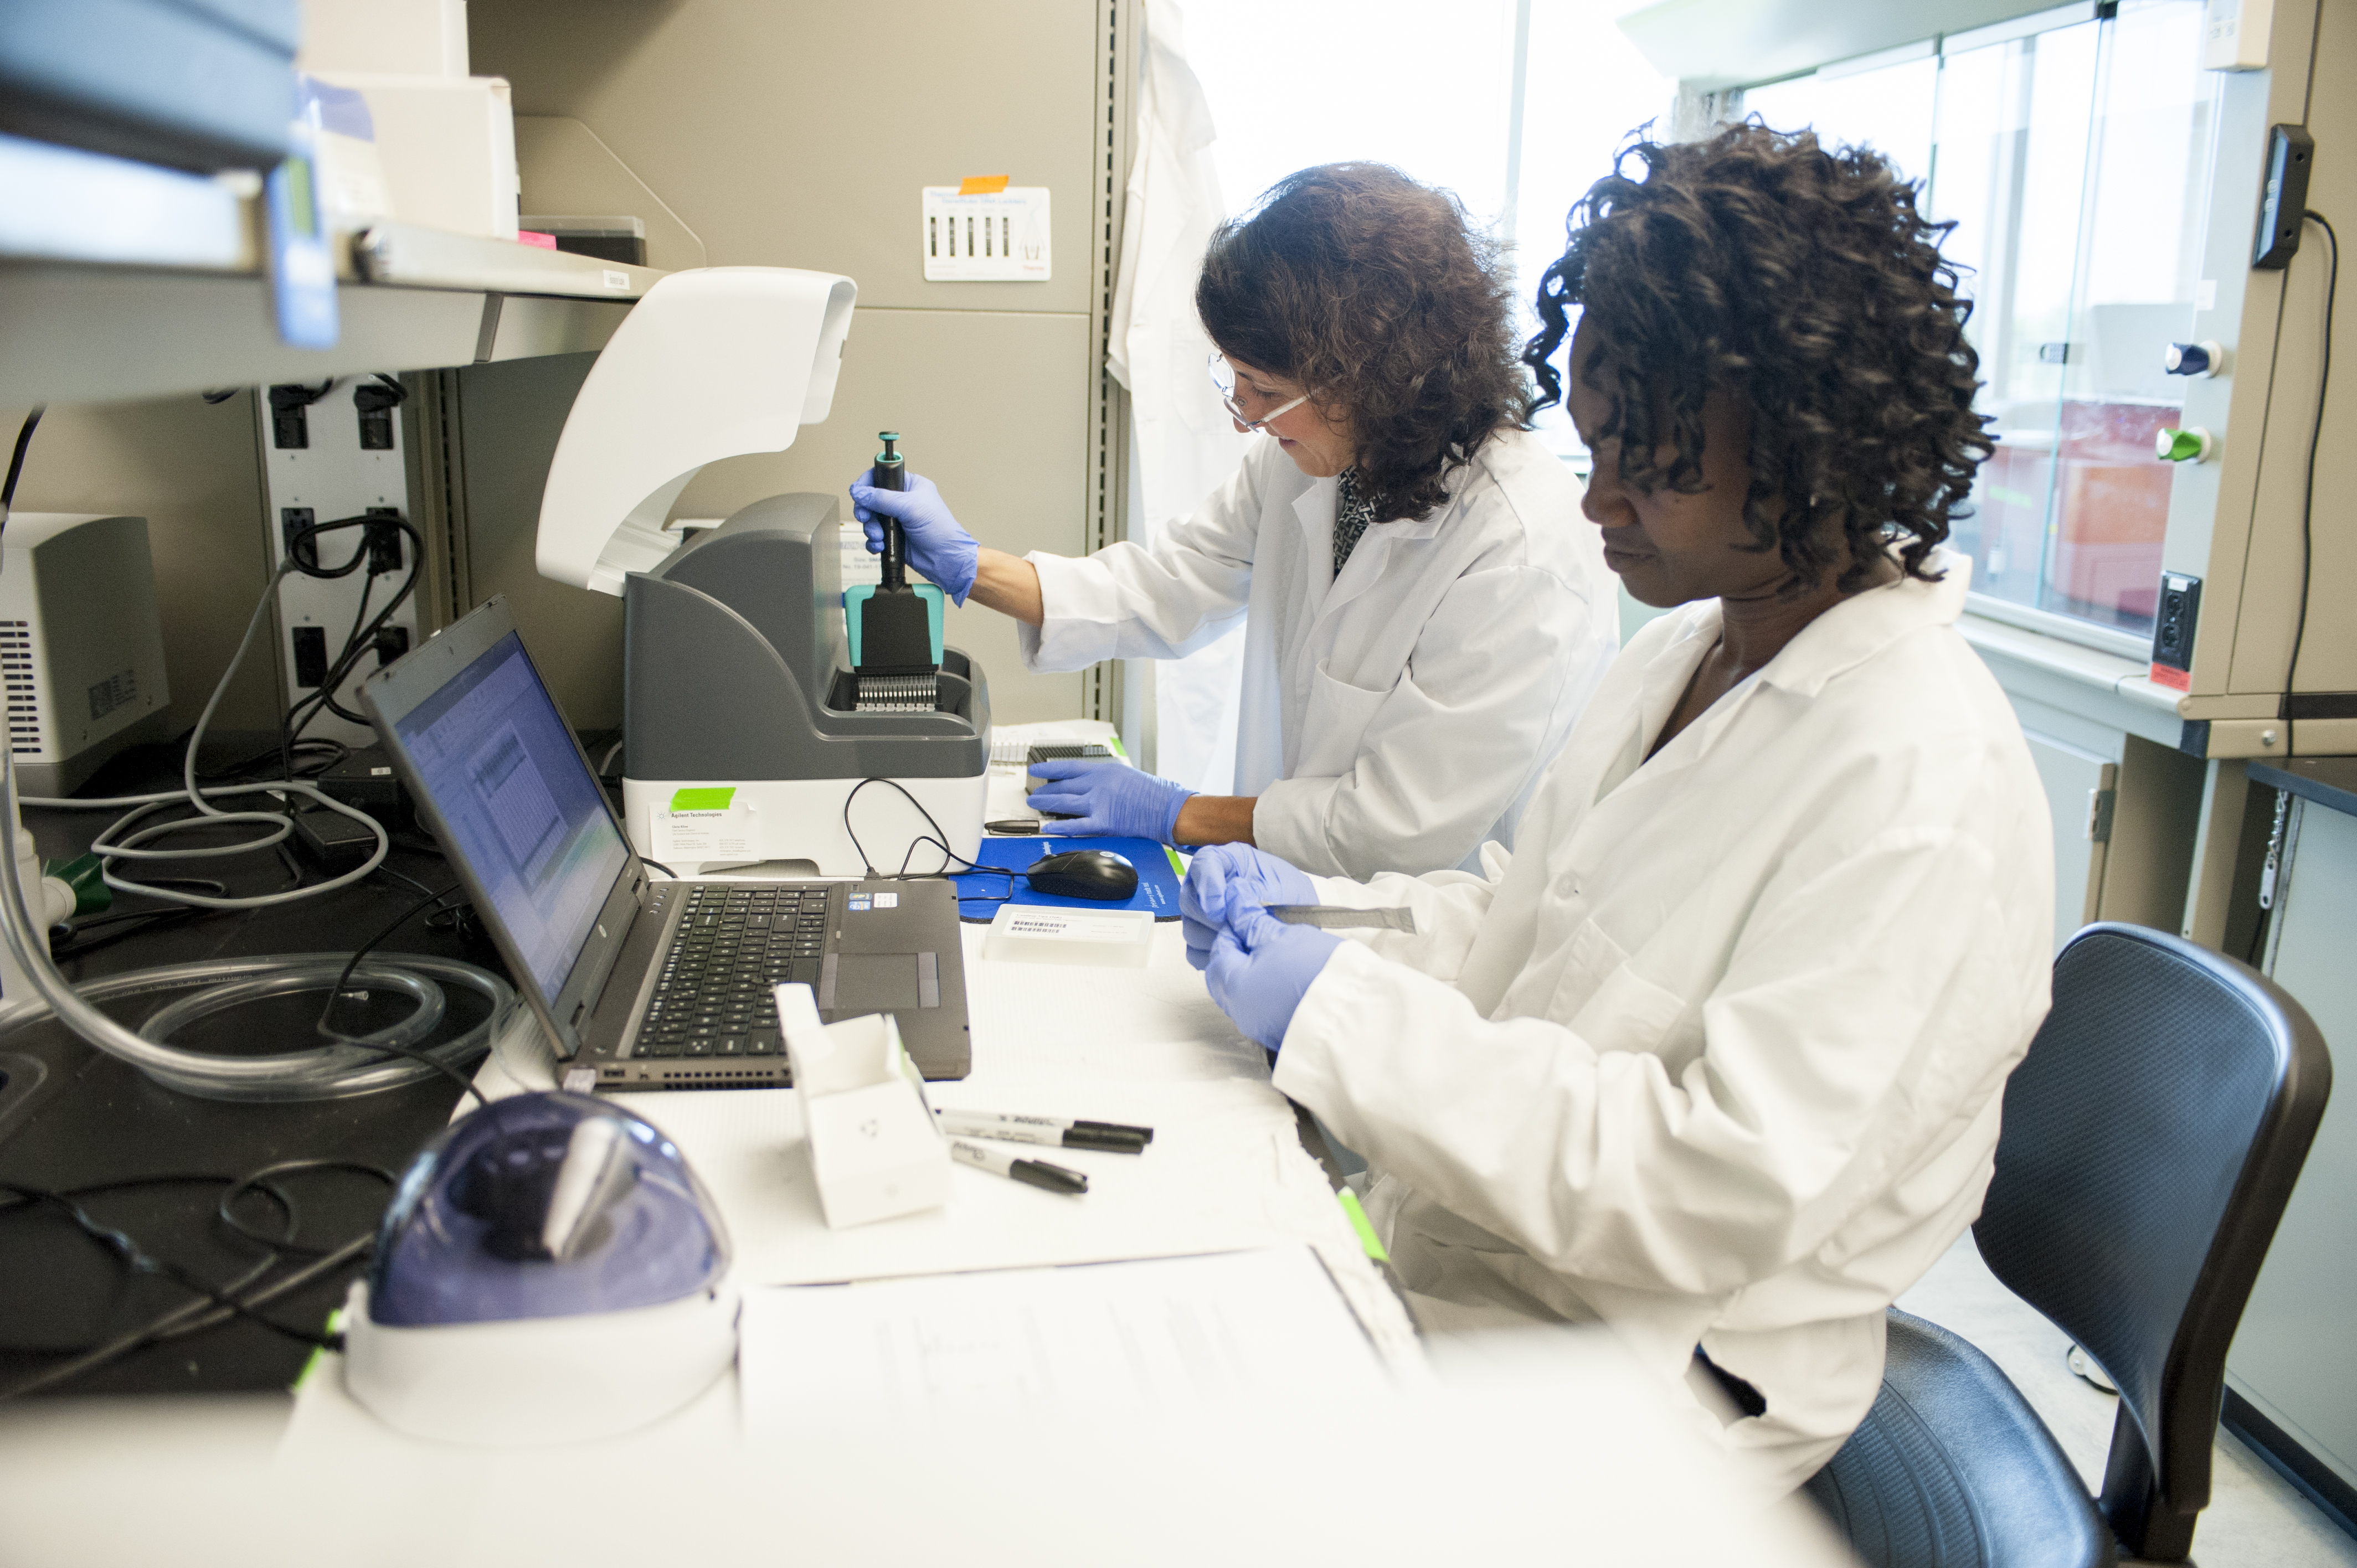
[1197,162,1529,524]
[1524,122,1992,589]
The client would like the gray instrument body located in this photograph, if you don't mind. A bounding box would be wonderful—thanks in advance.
[624,492,987,782]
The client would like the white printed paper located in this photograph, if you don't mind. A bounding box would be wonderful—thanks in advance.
[920,187,1051,281]
[738,1247,1385,1433]
[652,789,755,862]
[1006,910,1138,943]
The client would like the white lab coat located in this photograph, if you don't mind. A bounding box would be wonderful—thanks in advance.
[1021,428,1618,878]
[1269,554,2055,1493]
[1104,0,1253,795]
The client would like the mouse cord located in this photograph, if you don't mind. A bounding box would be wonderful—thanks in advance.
[841,777,1015,904]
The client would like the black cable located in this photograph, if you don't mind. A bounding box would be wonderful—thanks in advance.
[316,881,487,1111]
[316,566,381,725]
[370,862,439,898]
[639,858,678,879]
[2287,212,2337,702]
[0,1182,342,1352]
[2,405,44,527]
[0,1164,394,1395]
[282,514,422,744]
[0,1234,371,1401]
[199,389,240,405]
[841,777,1015,904]
[217,1158,395,1255]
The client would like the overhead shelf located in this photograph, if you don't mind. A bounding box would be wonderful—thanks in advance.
[0,132,666,408]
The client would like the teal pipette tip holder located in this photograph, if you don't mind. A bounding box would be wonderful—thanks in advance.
[844,581,946,668]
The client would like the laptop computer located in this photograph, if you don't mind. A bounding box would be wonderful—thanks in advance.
[357,595,971,1090]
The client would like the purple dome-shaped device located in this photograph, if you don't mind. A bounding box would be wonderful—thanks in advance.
[367,1092,730,1327]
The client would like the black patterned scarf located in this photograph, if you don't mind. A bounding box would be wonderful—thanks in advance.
[1332,466,1377,579]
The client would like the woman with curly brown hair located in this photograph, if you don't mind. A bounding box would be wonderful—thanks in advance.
[850,163,1616,879]
[1180,124,2055,1490]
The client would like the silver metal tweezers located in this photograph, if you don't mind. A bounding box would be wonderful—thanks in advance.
[1266,904,1417,934]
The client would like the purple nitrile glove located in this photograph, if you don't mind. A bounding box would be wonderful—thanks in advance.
[1181,842,1315,972]
[1026,759,1193,844]
[1205,903,1342,1052]
[847,467,980,605]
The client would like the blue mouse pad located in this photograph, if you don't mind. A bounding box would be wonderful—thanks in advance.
[952,835,1187,922]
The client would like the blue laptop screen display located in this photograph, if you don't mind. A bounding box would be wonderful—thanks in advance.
[392,633,629,1000]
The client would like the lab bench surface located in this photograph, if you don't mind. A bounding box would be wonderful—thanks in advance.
[0,741,495,1399]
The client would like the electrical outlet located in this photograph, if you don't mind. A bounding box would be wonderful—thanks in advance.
[374,625,410,667]
[354,379,402,450]
[920,187,1051,281]
[292,625,328,687]
[2253,124,2313,270]
[281,506,317,571]
[267,384,315,448]
[365,506,403,573]
[2150,571,2201,690]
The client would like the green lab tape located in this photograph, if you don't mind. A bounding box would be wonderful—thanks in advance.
[1109,735,1130,759]
[669,787,737,812]
[1164,846,1187,881]
[1337,1189,1388,1264]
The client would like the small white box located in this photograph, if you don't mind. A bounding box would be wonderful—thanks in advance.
[777,985,949,1230]
[2202,0,2270,70]
[984,904,1155,969]
[310,72,519,239]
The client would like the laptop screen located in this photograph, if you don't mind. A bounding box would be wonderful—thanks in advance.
[389,632,631,1001]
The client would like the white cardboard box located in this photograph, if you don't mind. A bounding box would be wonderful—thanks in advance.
[776,985,950,1230]
[310,72,519,240]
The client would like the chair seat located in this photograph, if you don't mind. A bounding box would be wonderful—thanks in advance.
[1804,1310,2116,1568]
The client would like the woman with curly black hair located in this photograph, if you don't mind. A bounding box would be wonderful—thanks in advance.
[1181,124,2056,1490]
[850,163,1616,879]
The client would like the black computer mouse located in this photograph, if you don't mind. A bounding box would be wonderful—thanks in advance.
[1024,849,1139,901]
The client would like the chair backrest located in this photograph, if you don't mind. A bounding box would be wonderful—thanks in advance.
[1973,923,2331,1560]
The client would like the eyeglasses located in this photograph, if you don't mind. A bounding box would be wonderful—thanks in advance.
[1208,353,1309,431]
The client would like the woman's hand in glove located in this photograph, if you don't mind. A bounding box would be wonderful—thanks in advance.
[847,468,980,604]
[1205,904,1342,1052]
[1180,843,1315,971]
[1025,760,1193,844]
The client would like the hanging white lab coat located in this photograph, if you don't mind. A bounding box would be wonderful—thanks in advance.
[1268,554,2055,1493]
[1104,0,1252,795]
[1020,427,1618,878]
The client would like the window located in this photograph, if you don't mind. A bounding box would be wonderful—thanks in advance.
[1746,0,2216,649]
[1183,0,1677,471]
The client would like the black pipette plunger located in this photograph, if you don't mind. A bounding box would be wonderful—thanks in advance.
[873,432,908,591]
[855,430,937,678]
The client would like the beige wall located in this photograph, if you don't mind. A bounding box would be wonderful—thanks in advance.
[469,0,1119,723]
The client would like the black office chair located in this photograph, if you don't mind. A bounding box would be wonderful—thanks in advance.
[1805,923,2332,1567]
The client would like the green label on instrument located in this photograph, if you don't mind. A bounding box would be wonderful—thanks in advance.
[669,787,737,812]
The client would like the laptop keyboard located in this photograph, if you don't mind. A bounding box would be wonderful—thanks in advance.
[630,883,832,1059]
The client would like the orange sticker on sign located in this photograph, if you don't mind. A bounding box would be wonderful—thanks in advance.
[958,175,1011,195]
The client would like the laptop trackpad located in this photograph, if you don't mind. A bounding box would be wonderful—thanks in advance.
[824,952,940,1012]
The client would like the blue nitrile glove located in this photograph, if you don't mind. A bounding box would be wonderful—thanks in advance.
[1181,842,1315,972]
[847,468,980,605]
[1026,759,1193,843]
[1205,903,1342,1053]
